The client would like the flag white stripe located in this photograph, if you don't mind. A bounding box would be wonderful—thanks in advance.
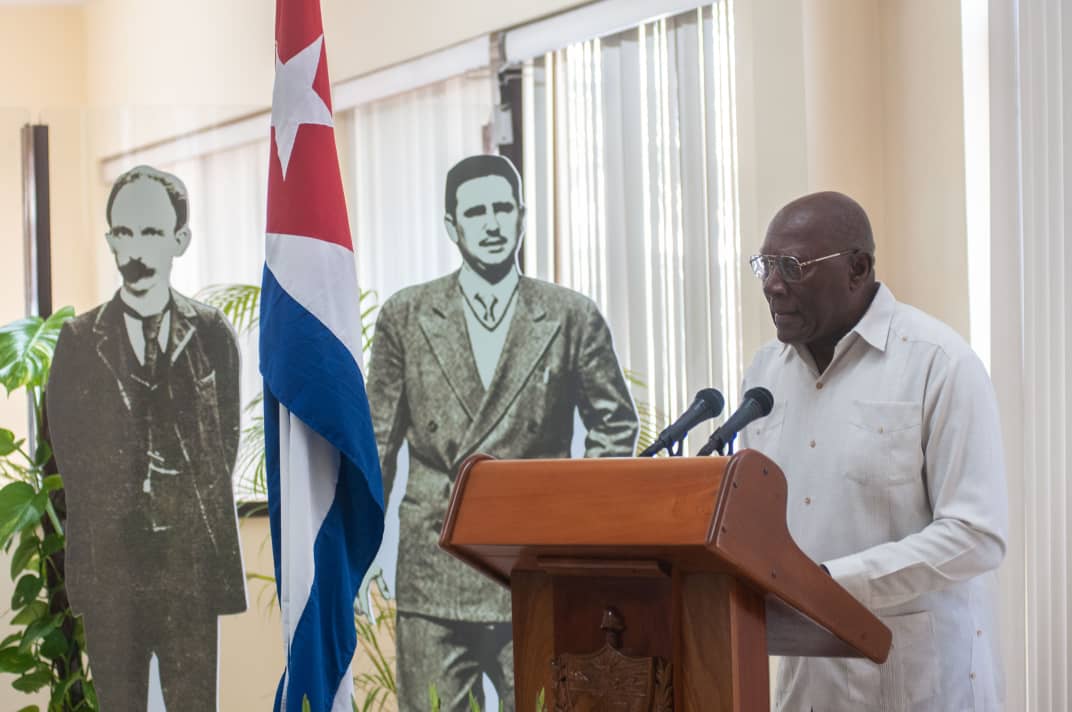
[278,402,340,666]
[332,669,354,712]
[266,233,365,375]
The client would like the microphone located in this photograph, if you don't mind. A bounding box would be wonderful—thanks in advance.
[697,387,774,456]
[639,388,725,457]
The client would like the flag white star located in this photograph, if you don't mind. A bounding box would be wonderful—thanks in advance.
[271,35,334,179]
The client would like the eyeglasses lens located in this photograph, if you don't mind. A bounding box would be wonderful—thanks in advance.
[751,255,803,282]
[779,256,803,281]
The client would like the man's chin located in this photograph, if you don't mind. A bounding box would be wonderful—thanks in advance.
[773,325,806,345]
[122,279,155,297]
[468,255,516,273]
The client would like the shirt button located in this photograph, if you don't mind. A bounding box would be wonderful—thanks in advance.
[977,629,983,637]
[902,336,908,342]
[815,382,824,390]
[809,440,816,448]
[970,672,976,680]
[804,497,812,505]
[878,426,885,434]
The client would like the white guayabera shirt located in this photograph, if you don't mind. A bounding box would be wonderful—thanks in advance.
[739,284,1007,712]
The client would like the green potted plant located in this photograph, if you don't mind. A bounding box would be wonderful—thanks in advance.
[0,306,97,711]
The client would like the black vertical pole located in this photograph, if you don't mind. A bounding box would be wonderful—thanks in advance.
[498,66,525,272]
[21,124,82,710]
[21,124,52,451]
[22,124,53,320]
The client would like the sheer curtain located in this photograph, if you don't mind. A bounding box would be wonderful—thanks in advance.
[346,71,495,315]
[162,140,270,293]
[521,2,741,443]
[988,0,1072,707]
[1006,0,1071,708]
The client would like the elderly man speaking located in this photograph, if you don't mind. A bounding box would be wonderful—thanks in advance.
[738,192,1007,711]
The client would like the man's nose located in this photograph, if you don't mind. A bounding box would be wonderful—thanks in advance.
[762,268,788,298]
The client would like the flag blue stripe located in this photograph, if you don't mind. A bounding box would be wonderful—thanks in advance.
[264,384,283,592]
[260,266,384,505]
[285,456,384,711]
[260,264,385,712]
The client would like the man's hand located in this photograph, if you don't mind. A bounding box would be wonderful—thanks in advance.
[356,565,388,618]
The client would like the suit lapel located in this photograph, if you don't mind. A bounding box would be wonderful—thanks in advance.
[416,275,485,420]
[459,278,561,454]
[92,296,133,412]
[168,291,198,365]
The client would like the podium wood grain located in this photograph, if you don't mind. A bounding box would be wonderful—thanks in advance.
[441,452,892,711]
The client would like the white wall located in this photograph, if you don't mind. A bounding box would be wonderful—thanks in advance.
[0,8,90,708]
[799,0,970,343]
[736,0,970,360]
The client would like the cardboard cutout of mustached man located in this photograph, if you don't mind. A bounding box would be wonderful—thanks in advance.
[47,165,246,710]
[365,154,639,712]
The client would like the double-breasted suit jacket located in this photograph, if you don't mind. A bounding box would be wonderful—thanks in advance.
[47,291,246,616]
[366,272,639,621]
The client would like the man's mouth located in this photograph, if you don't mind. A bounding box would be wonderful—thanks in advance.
[771,310,800,325]
[480,236,507,251]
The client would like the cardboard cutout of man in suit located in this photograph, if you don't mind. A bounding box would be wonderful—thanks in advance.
[365,155,639,711]
[47,165,246,710]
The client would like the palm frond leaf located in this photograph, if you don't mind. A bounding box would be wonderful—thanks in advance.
[0,308,75,395]
[196,284,261,335]
[623,368,666,455]
[235,414,267,498]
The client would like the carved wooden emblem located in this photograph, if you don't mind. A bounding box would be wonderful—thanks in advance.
[551,608,673,712]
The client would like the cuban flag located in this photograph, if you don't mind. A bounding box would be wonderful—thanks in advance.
[260,0,385,709]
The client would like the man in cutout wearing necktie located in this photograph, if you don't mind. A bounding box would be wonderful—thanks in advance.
[47,165,246,710]
[365,154,638,711]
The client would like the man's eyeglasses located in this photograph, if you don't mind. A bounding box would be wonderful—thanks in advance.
[749,250,859,283]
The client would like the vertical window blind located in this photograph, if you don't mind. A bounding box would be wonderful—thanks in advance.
[521,1,741,443]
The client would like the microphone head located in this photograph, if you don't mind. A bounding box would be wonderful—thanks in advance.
[743,386,774,416]
[696,388,725,417]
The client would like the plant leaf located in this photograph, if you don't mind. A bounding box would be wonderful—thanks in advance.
[83,678,99,707]
[50,671,81,710]
[33,440,52,469]
[10,535,38,579]
[39,629,68,660]
[11,574,42,609]
[19,613,62,654]
[0,307,75,395]
[11,600,48,626]
[40,533,64,559]
[12,666,52,692]
[0,646,36,674]
[0,428,16,457]
[0,483,46,546]
[196,284,262,335]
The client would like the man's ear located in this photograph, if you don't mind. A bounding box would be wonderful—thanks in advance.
[849,252,874,288]
[104,231,119,254]
[444,215,460,244]
[174,226,192,256]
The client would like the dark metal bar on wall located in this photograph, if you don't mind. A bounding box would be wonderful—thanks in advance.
[22,124,53,319]
[21,124,52,445]
[497,66,525,271]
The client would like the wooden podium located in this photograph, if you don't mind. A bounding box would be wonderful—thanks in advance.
[439,450,891,712]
